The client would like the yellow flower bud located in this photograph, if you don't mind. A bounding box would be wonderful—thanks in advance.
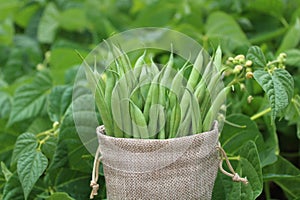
[233,65,243,73]
[228,57,234,62]
[53,121,59,129]
[279,53,287,58]
[246,71,254,79]
[235,54,245,61]
[247,95,254,104]
[234,54,245,63]
[245,60,252,67]
[240,83,246,91]
[45,51,51,61]
[36,63,45,71]
[220,104,227,112]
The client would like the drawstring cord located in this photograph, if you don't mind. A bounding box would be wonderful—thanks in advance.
[90,145,102,199]
[89,139,247,199]
[217,143,248,184]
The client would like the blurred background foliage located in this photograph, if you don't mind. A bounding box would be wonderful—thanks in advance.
[0,0,300,199]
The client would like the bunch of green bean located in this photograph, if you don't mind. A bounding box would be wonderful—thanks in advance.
[84,45,228,139]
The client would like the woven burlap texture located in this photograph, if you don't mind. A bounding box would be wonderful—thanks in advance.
[96,122,219,200]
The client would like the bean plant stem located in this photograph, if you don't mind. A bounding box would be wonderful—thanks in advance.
[250,108,272,121]
[226,156,240,161]
[225,120,247,128]
[38,135,51,151]
[264,182,271,200]
[249,27,287,44]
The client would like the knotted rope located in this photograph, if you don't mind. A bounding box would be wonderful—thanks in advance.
[217,143,248,184]
[90,145,102,199]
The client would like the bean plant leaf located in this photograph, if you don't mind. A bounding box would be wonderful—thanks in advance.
[46,192,75,200]
[284,95,300,139]
[212,141,263,199]
[253,69,294,119]
[263,156,300,198]
[239,141,263,199]
[285,49,300,67]
[14,3,39,28]
[7,70,52,126]
[1,162,12,181]
[246,46,266,68]
[11,132,38,165]
[220,114,276,167]
[0,0,19,21]
[0,18,14,46]
[247,0,284,18]
[49,168,91,199]
[2,173,24,200]
[59,106,94,173]
[17,150,48,200]
[48,85,72,122]
[205,11,249,52]
[37,2,60,43]
[0,92,11,118]
[58,8,87,31]
[277,18,300,53]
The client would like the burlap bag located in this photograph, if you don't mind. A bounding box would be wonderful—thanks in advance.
[93,122,220,200]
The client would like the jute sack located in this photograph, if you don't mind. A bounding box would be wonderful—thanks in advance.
[93,122,220,200]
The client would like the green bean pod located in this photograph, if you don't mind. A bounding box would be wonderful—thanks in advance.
[187,49,204,89]
[82,56,114,136]
[129,100,149,139]
[203,86,229,131]
[168,100,181,138]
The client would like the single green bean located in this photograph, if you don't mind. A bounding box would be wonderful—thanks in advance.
[129,100,149,139]
[187,49,204,89]
[203,87,229,131]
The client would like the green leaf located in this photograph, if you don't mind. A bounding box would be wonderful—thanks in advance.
[1,162,12,181]
[0,91,11,118]
[11,132,38,165]
[58,8,87,31]
[17,150,48,200]
[49,168,91,199]
[212,141,263,199]
[253,69,294,119]
[239,141,263,199]
[0,0,19,20]
[2,173,24,200]
[277,18,300,53]
[27,117,52,135]
[14,3,40,28]
[0,120,19,164]
[220,114,276,167]
[59,106,95,173]
[50,48,87,84]
[205,11,249,52]
[284,95,300,124]
[3,35,43,83]
[0,18,14,45]
[133,1,175,27]
[7,70,52,126]
[247,0,284,18]
[48,85,72,122]
[46,192,75,200]
[47,141,68,171]
[42,136,58,161]
[285,49,300,67]
[246,46,267,68]
[263,156,300,198]
[37,2,60,43]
